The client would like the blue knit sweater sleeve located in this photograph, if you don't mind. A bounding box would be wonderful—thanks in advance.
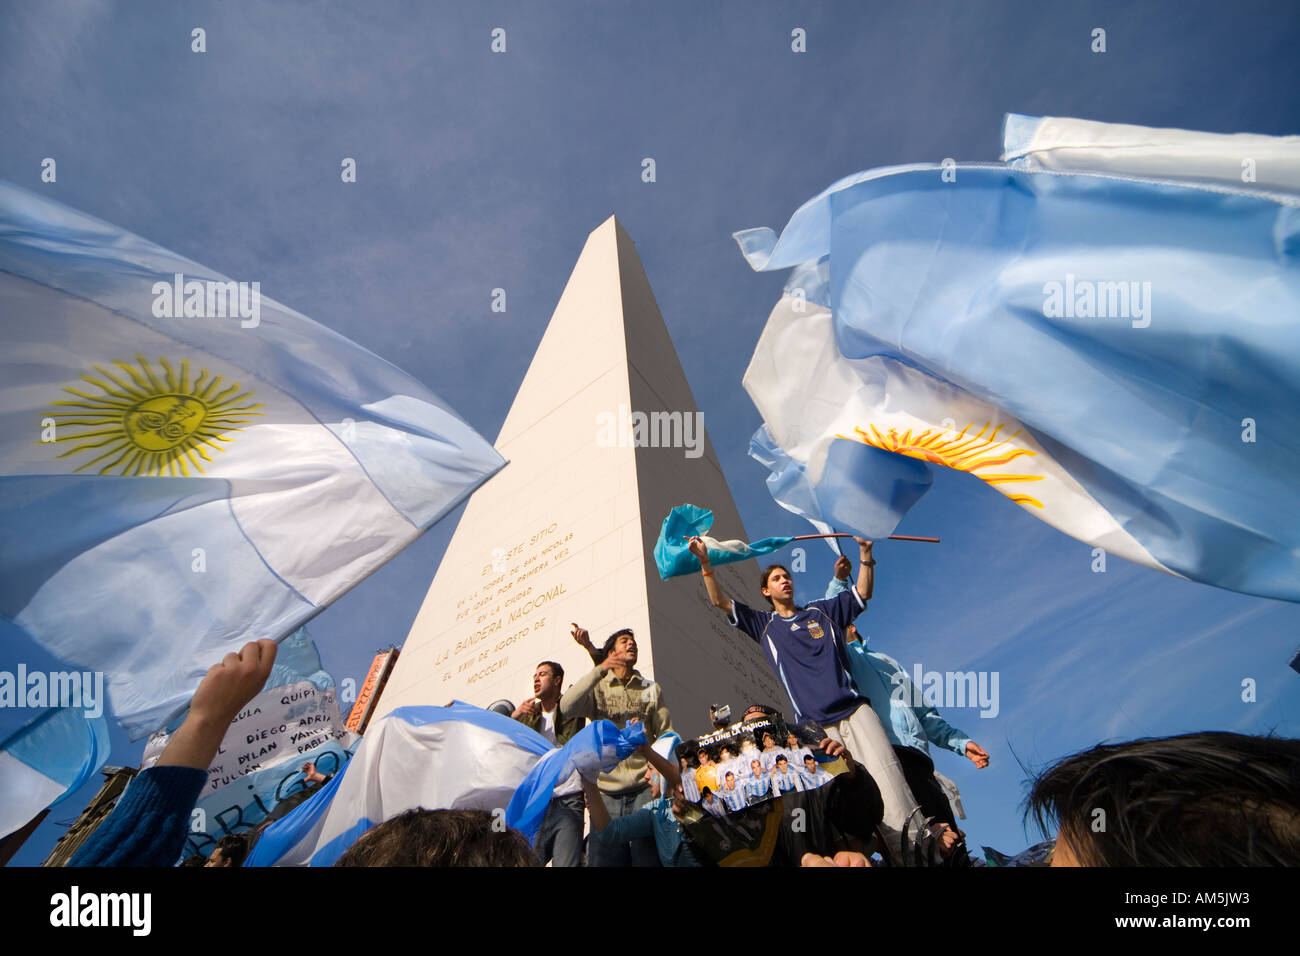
[69,766,206,867]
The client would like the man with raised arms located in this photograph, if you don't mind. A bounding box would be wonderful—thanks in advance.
[689,534,925,864]
[561,624,672,866]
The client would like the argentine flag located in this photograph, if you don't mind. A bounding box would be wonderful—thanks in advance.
[0,707,110,838]
[653,504,795,579]
[0,182,506,737]
[246,703,644,867]
[736,115,1300,603]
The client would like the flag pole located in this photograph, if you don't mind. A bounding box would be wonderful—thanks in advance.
[791,532,940,544]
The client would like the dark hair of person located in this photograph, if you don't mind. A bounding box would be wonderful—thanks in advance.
[180,854,207,867]
[603,628,634,655]
[214,833,249,867]
[1026,731,1300,866]
[758,565,789,609]
[335,808,539,867]
[538,660,564,685]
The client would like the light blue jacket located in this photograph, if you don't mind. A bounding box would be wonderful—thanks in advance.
[826,576,971,759]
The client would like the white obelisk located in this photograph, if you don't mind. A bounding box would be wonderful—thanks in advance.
[374,218,789,737]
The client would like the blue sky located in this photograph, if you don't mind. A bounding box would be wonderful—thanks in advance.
[3,0,1299,864]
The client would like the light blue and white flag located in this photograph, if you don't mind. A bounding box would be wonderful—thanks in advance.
[506,717,646,836]
[0,707,110,838]
[0,182,506,736]
[654,504,795,579]
[246,703,645,867]
[737,116,1300,602]
[1000,113,1300,195]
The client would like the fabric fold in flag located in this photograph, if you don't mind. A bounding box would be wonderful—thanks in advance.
[1001,113,1300,196]
[143,626,333,740]
[0,707,110,838]
[653,504,793,579]
[246,703,646,867]
[735,115,1300,602]
[0,181,506,737]
[506,719,646,837]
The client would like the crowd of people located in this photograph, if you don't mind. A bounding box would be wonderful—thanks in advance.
[62,539,1300,868]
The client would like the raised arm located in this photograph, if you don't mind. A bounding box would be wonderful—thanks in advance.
[558,663,605,720]
[559,623,626,718]
[638,741,682,793]
[72,639,277,867]
[854,537,875,602]
[826,554,852,599]
[688,536,733,612]
[581,776,611,832]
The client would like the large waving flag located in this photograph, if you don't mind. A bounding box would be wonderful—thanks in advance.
[0,182,506,737]
[0,707,110,838]
[653,504,795,579]
[246,703,644,867]
[736,115,1300,602]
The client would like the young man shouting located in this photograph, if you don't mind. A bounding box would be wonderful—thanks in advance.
[511,660,586,866]
[689,535,925,864]
[561,625,673,866]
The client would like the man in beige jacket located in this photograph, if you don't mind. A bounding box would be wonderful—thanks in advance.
[561,624,673,866]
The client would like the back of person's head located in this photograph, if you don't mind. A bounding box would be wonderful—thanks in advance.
[758,565,789,609]
[180,854,207,867]
[335,808,539,867]
[1028,731,1300,866]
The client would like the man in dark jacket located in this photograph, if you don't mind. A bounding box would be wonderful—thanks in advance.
[512,660,586,866]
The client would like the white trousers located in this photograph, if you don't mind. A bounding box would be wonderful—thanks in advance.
[824,702,924,865]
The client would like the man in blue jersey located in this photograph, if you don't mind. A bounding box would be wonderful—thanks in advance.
[690,534,925,864]
[700,787,727,818]
[800,753,835,790]
[743,759,771,804]
[770,754,804,796]
[719,771,748,811]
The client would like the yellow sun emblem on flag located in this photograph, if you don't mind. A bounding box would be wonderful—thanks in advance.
[47,355,263,476]
[841,422,1045,508]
